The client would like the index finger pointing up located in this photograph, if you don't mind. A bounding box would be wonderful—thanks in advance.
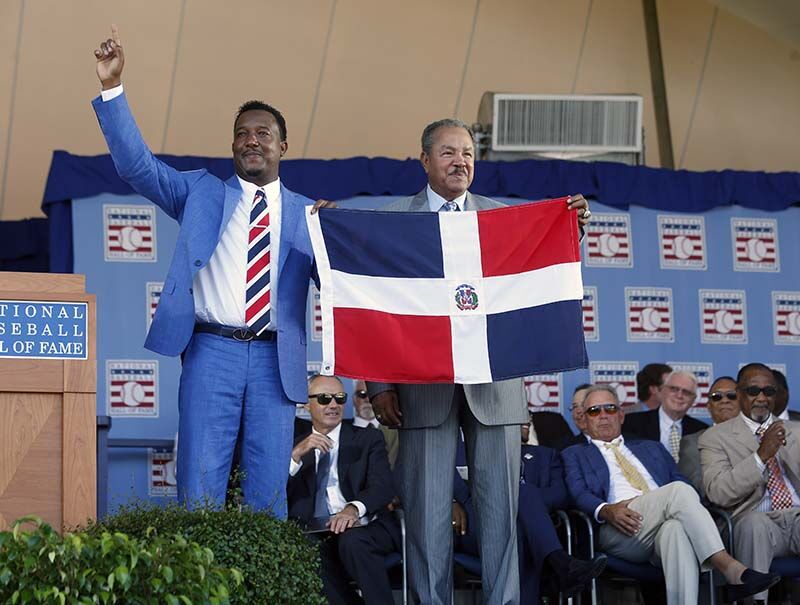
[111,23,121,45]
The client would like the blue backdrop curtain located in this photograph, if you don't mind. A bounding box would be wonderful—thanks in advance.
[41,150,800,273]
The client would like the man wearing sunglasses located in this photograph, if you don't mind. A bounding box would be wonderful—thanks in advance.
[352,380,380,429]
[623,370,708,463]
[287,374,400,605]
[563,384,780,604]
[678,376,739,497]
[700,363,800,603]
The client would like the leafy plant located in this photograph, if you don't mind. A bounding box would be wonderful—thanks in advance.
[87,501,325,605]
[0,516,241,604]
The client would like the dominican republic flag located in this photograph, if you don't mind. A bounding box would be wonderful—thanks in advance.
[306,198,588,384]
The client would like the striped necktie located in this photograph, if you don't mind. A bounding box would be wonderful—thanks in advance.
[440,200,459,212]
[756,426,794,510]
[245,189,271,335]
[604,441,651,494]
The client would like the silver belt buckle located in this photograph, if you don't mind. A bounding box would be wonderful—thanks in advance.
[232,328,255,342]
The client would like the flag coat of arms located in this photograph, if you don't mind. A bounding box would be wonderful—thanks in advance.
[306,198,588,384]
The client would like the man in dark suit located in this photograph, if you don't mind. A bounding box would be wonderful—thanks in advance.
[453,433,606,602]
[92,27,333,515]
[288,374,400,605]
[623,370,708,462]
[526,411,574,448]
[627,363,672,413]
[563,384,778,604]
[558,383,593,450]
[368,118,592,605]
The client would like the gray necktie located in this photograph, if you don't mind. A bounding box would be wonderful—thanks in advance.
[313,451,331,517]
[439,200,459,212]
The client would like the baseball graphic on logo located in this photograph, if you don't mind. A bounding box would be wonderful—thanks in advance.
[641,308,662,332]
[597,233,620,257]
[746,238,767,262]
[527,382,551,407]
[608,382,627,403]
[673,235,694,260]
[787,311,800,336]
[714,309,735,334]
[120,225,143,251]
[122,381,146,407]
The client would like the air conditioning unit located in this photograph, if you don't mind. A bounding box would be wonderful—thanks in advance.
[476,92,644,164]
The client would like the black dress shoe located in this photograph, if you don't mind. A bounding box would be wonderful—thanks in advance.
[558,554,608,597]
[722,569,781,603]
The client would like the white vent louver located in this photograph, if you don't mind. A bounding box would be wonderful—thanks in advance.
[491,94,643,153]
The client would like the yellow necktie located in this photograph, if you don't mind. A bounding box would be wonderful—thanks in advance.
[604,442,651,494]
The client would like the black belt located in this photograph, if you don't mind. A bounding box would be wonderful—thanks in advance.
[194,323,276,342]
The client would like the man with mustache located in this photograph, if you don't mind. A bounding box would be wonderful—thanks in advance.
[700,363,800,603]
[92,26,331,515]
[368,118,591,605]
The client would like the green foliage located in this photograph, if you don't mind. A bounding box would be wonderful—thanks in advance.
[87,501,325,605]
[0,516,241,604]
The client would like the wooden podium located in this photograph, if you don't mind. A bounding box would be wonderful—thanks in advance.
[0,272,96,530]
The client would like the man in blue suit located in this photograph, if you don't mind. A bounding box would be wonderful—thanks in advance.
[563,384,779,604]
[453,431,606,602]
[92,26,331,516]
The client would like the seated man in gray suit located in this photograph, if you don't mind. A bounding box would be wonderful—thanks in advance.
[678,375,739,497]
[700,363,800,603]
[368,117,592,605]
[563,384,778,605]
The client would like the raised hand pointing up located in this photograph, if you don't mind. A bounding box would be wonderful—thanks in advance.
[93,24,124,90]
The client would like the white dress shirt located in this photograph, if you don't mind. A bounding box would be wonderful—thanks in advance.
[288,423,366,517]
[591,435,659,521]
[739,412,800,511]
[101,84,281,331]
[427,184,467,212]
[352,416,380,429]
[658,406,682,452]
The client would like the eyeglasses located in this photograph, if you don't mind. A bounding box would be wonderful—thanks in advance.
[665,385,696,399]
[739,385,778,398]
[355,389,369,399]
[309,392,348,405]
[709,390,737,402]
[585,404,620,417]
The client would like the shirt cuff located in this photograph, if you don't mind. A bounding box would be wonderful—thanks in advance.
[347,500,367,518]
[289,458,303,477]
[594,502,608,523]
[101,84,124,102]
[753,452,766,473]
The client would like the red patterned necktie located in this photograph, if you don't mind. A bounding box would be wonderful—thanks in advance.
[756,426,794,511]
[245,189,271,335]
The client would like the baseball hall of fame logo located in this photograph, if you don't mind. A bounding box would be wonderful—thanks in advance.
[148,449,177,497]
[104,205,157,262]
[699,290,747,344]
[658,215,707,270]
[584,214,633,268]
[524,373,562,412]
[731,218,779,272]
[626,287,674,342]
[454,284,479,311]
[582,286,599,342]
[668,362,713,417]
[589,362,639,408]
[106,360,159,417]
[146,282,163,333]
[772,291,800,345]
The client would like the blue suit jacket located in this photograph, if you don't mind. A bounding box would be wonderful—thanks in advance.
[562,438,690,517]
[92,93,315,402]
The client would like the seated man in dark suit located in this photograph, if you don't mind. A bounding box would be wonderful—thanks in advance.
[558,383,593,450]
[526,409,575,449]
[453,426,606,602]
[563,384,778,605]
[622,370,708,462]
[287,374,400,605]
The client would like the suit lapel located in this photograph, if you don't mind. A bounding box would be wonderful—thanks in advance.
[300,449,316,498]
[587,444,611,495]
[219,175,243,240]
[337,423,356,499]
[409,189,429,212]
[278,184,297,278]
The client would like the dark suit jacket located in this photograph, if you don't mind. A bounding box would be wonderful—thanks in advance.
[531,412,575,449]
[562,438,690,517]
[287,423,394,524]
[622,408,708,443]
[556,432,589,451]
